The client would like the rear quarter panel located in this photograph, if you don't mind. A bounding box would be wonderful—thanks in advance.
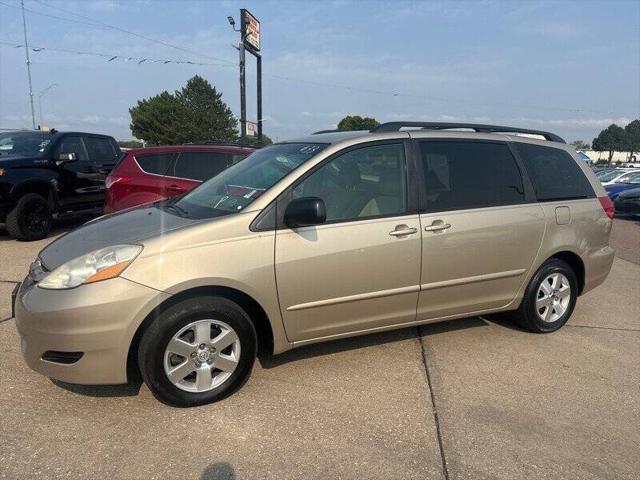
[509,198,613,305]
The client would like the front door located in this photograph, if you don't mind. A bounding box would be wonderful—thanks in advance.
[54,135,105,210]
[275,142,421,342]
[415,139,545,320]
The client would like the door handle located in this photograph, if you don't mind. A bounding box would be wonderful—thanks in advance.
[389,226,418,237]
[424,221,451,232]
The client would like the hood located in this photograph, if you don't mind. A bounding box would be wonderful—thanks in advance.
[39,204,204,270]
[0,154,41,165]
[618,187,640,199]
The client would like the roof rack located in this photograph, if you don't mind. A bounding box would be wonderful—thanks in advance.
[312,129,341,135]
[371,121,565,143]
[183,140,263,148]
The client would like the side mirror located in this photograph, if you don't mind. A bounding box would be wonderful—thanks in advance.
[56,152,77,164]
[284,196,326,228]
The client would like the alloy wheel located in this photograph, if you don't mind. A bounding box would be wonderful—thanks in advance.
[535,273,571,323]
[163,319,241,393]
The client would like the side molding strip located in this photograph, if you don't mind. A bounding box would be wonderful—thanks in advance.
[420,269,526,291]
[287,284,420,311]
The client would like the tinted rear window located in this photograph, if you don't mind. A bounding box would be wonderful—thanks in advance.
[515,143,594,201]
[136,153,178,175]
[172,152,246,182]
[419,141,525,212]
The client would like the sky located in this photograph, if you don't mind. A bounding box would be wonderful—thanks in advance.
[0,0,639,143]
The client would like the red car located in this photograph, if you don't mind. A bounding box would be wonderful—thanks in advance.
[104,144,255,213]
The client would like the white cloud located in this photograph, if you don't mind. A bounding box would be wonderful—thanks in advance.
[81,115,101,124]
[512,117,633,128]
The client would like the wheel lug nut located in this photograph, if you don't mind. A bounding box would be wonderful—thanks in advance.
[190,352,196,357]
[207,359,213,365]
[199,344,205,349]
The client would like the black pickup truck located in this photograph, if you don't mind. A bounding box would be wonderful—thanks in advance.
[0,130,121,240]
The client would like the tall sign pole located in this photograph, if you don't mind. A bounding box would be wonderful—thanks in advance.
[20,0,36,129]
[239,39,247,141]
[239,9,262,143]
[256,55,262,140]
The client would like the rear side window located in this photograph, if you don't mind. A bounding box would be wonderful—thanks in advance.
[419,141,525,212]
[515,143,594,201]
[172,152,245,182]
[136,153,178,175]
[85,137,117,164]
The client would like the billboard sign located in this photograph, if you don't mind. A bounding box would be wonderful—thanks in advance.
[245,121,257,137]
[241,9,260,52]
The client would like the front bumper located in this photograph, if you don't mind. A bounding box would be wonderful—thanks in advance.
[14,276,170,385]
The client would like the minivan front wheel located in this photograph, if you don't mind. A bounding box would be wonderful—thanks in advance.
[138,296,257,407]
[514,259,578,333]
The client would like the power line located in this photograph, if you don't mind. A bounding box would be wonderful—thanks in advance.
[265,73,626,116]
[0,0,105,27]
[0,38,627,117]
[0,1,630,116]
[0,40,236,67]
[30,0,237,65]
[0,0,237,65]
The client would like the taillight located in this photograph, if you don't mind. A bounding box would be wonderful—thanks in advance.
[598,196,614,219]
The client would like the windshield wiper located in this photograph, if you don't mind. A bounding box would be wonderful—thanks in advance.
[163,203,190,217]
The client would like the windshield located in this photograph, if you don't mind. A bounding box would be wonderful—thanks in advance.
[617,172,640,184]
[598,170,623,181]
[0,131,52,157]
[171,143,328,218]
[615,172,640,183]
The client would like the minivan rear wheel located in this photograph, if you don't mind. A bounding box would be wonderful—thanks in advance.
[513,259,578,333]
[138,296,257,407]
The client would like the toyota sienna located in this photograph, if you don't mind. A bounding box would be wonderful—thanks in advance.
[13,122,615,407]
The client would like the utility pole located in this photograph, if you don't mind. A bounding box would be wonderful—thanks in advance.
[20,0,36,129]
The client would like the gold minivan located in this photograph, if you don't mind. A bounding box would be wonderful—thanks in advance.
[14,122,615,406]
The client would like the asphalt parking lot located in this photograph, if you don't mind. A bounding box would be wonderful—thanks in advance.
[0,218,638,480]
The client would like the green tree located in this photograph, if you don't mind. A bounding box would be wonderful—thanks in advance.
[571,140,590,150]
[242,133,273,146]
[118,140,143,149]
[592,124,626,165]
[337,115,380,131]
[129,75,237,145]
[624,119,640,160]
[258,133,273,145]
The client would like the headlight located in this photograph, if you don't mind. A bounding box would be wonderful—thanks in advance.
[38,244,142,290]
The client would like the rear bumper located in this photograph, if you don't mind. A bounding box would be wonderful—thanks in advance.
[614,197,640,216]
[14,276,170,385]
[582,245,615,295]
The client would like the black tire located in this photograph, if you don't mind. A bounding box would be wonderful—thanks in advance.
[512,258,578,333]
[5,193,53,241]
[138,296,257,407]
